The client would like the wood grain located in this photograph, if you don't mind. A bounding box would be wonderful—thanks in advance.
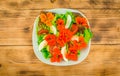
[0,0,120,76]
[0,9,120,45]
[0,45,120,76]
[0,0,120,10]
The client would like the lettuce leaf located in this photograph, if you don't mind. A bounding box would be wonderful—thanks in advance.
[41,47,51,59]
[64,12,75,28]
[84,28,93,43]
[37,34,46,45]
[78,51,80,55]
[65,11,75,23]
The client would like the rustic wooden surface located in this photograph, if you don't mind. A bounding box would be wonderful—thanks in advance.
[0,0,120,76]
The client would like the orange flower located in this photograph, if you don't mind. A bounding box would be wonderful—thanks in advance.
[40,13,47,23]
[45,20,52,26]
[47,12,54,20]
[39,12,54,26]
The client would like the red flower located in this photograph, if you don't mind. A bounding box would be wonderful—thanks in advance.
[57,29,73,47]
[50,47,63,62]
[57,24,65,32]
[66,36,87,61]
[56,19,65,26]
[79,36,87,49]
[45,34,56,46]
[75,16,89,28]
[66,53,78,61]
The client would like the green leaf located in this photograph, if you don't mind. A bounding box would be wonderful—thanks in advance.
[41,47,51,59]
[65,11,75,23]
[64,12,76,29]
[76,32,80,36]
[37,34,46,45]
[52,14,61,26]
[52,13,67,26]
[78,51,80,55]
[66,43,69,52]
[84,28,93,43]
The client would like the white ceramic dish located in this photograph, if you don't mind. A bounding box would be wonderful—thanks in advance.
[32,8,91,66]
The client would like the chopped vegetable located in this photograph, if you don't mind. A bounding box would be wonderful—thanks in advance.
[61,45,68,62]
[65,15,72,28]
[39,24,50,31]
[50,25,57,35]
[71,24,78,35]
[71,35,79,42]
[38,29,49,35]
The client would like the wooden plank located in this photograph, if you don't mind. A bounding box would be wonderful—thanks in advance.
[0,9,120,19]
[0,9,120,45]
[0,45,119,76]
[0,0,120,10]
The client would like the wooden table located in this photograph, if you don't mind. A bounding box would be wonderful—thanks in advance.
[0,0,120,76]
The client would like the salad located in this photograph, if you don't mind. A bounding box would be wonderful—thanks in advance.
[36,11,92,62]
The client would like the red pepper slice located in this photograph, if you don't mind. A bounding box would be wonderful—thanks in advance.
[71,24,78,35]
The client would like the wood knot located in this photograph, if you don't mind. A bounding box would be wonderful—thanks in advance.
[21,0,30,6]
[24,27,30,33]
[0,64,2,68]
[9,2,18,7]
[19,71,27,74]
[50,0,56,3]
[89,0,97,5]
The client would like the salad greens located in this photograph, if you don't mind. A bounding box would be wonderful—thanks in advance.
[37,34,46,45]
[84,28,93,43]
[41,47,51,59]
[36,11,93,62]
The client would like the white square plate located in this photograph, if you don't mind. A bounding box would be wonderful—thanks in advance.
[32,8,91,66]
